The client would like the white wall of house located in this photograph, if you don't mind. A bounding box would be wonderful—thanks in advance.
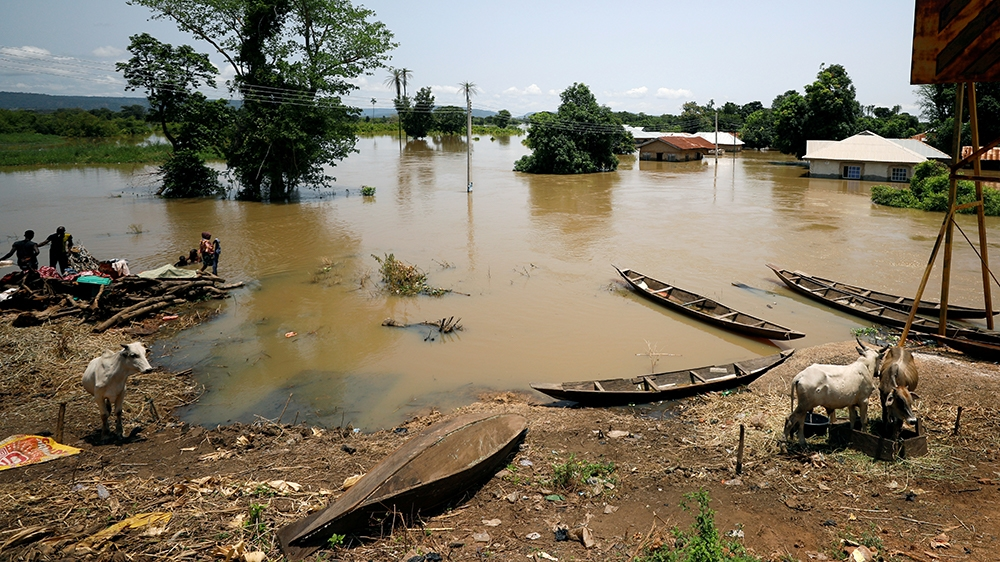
[808,160,912,182]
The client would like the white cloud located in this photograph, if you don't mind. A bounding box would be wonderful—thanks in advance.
[501,84,545,96]
[655,87,694,99]
[623,86,648,97]
[92,46,124,58]
[433,84,460,95]
[0,45,52,59]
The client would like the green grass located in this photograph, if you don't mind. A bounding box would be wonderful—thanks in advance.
[550,454,615,493]
[637,490,763,562]
[0,135,172,166]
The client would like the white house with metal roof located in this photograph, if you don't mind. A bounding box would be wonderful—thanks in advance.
[694,131,744,152]
[802,131,949,182]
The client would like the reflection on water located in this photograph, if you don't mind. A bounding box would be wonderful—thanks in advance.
[2,141,998,431]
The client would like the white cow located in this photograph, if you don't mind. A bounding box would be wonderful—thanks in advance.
[783,339,882,446]
[82,342,153,439]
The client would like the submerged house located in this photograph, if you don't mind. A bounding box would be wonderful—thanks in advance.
[803,131,949,182]
[694,131,744,152]
[637,134,717,162]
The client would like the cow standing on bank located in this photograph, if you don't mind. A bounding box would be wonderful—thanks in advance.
[82,342,153,440]
[784,339,882,447]
[878,346,920,439]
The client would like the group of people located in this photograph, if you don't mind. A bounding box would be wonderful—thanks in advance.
[1,227,74,273]
[175,232,221,275]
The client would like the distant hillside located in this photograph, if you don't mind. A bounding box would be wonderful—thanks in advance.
[0,92,149,111]
[1,91,502,117]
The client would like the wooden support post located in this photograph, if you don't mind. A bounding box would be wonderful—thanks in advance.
[736,424,745,475]
[953,406,963,436]
[967,83,995,330]
[56,402,66,443]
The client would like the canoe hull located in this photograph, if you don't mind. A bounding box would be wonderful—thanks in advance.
[530,349,794,406]
[615,266,804,340]
[277,412,527,559]
[802,272,992,319]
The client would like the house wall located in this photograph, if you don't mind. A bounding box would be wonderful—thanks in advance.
[638,141,704,162]
[808,160,913,182]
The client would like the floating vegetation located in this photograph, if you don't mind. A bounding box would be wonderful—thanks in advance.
[372,253,449,296]
[361,185,376,196]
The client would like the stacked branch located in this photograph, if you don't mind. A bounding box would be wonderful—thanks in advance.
[0,270,242,331]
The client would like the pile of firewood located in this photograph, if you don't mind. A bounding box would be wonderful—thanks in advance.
[0,271,242,331]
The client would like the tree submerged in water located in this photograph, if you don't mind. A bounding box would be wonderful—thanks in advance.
[871,160,1000,215]
[514,83,633,174]
[372,253,448,296]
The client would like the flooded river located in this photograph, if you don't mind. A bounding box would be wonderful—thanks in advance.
[2,136,997,430]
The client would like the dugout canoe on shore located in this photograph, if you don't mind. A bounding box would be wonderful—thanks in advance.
[615,266,804,340]
[530,349,794,406]
[277,412,527,560]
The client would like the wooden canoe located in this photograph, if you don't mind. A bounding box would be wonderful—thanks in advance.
[927,332,1000,361]
[530,349,794,406]
[277,412,527,560]
[615,266,804,340]
[766,263,1000,339]
[782,268,993,319]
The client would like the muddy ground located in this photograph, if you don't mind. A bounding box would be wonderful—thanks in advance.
[1,313,999,562]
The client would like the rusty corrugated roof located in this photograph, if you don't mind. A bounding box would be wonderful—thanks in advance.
[962,146,1000,161]
[657,135,716,150]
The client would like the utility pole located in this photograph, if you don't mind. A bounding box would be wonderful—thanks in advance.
[460,81,478,193]
[714,110,719,163]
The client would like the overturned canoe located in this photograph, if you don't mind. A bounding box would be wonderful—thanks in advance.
[530,349,794,406]
[779,267,993,319]
[615,266,804,340]
[277,412,527,560]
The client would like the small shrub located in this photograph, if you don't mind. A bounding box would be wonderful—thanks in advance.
[870,185,919,208]
[550,454,615,493]
[372,253,449,296]
[327,533,346,548]
[637,490,762,562]
[361,185,376,196]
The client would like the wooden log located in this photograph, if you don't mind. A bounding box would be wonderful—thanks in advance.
[94,295,177,332]
[89,283,105,311]
[107,299,185,329]
[56,402,66,443]
[736,424,745,475]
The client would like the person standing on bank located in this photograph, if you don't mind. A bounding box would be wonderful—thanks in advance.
[199,231,214,273]
[38,226,74,273]
[212,237,221,275]
[1,230,41,271]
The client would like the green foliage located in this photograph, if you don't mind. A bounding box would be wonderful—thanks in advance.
[434,105,466,135]
[245,503,267,537]
[492,109,512,129]
[514,83,631,174]
[739,109,773,149]
[160,148,222,197]
[399,87,436,138]
[0,108,152,138]
[871,160,1000,215]
[372,253,448,296]
[637,490,762,562]
[770,89,807,157]
[0,139,172,167]
[549,454,615,493]
[870,185,920,208]
[133,0,397,202]
[326,533,346,548]
[804,64,860,143]
[361,185,376,196]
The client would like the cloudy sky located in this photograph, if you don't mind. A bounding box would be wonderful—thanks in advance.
[0,0,923,117]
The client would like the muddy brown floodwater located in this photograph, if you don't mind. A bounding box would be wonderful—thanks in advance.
[2,136,997,430]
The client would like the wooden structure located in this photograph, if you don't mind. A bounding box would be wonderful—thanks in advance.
[902,0,1000,343]
[530,349,794,406]
[829,421,928,462]
[616,266,805,340]
[277,412,527,560]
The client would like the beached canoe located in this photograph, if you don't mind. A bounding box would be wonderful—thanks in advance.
[927,332,1000,361]
[780,267,993,319]
[530,349,794,406]
[766,264,1000,342]
[615,266,804,340]
[277,412,528,560]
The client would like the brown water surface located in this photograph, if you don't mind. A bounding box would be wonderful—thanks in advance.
[2,138,996,430]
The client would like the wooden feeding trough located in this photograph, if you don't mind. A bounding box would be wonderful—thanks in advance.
[828,420,928,461]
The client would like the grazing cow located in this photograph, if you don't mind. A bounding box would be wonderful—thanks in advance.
[82,342,153,439]
[877,346,920,439]
[783,339,882,446]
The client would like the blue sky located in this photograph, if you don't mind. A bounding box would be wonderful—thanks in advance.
[0,0,922,117]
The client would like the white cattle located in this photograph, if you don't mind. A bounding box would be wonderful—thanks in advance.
[783,339,882,446]
[82,342,153,439]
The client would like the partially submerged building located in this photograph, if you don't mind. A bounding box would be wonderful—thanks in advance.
[637,134,717,162]
[803,131,949,182]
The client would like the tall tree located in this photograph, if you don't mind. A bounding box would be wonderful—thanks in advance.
[739,109,774,149]
[116,32,229,197]
[804,63,861,142]
[514,83,632,174]
[400,86,435,138]
[771,90,808,157]
[131,0,397,201]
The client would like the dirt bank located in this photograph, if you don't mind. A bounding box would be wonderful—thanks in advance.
[1,316,999,561]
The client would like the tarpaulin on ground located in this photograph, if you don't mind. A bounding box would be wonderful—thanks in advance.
[0,434,81,471]
[137,264,198,279]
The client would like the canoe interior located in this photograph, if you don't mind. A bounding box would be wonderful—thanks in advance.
[804,271,991,318]
[618,267,803,339]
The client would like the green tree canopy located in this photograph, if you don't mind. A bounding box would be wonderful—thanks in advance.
[131,0,397,201]
[804,63,861,143]
[771,90,808,157]
[514,83,631,174]
[399,86,435,138]
[433,105,465,135]
[493,109,512,129]
[739,109,774,149]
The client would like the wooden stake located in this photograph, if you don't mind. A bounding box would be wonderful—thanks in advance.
[56,402,66,443]
[736,424,745,475]
[953,406,963,436]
